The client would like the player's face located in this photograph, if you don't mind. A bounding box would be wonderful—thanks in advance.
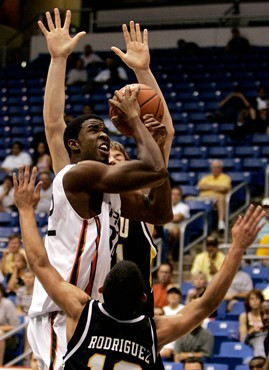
[78,119,110,164]
[109,149,126,165]
[260,301,269,329]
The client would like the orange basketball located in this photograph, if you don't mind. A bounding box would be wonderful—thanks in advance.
[109,83,164,136]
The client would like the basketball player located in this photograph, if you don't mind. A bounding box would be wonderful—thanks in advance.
[40,10,174,317]
[14,166,265,369]
[29,9,172,370]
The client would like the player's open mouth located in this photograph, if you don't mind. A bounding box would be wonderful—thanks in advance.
[99,143,109,152]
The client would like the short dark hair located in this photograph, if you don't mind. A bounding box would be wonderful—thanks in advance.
[206,236,218,247]
[167,286,181,296]
[8,233,21,242]
[63,114,104,157]
[12,141,23,150]
[103,261,145,318]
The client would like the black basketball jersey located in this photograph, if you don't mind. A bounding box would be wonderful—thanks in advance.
[111,218,157,316]
[63,299,158,369]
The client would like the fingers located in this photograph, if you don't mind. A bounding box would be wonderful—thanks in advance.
[23,165,30,188]
[111,46,125,60]
[45,11,55,32]
[29,167,37,189]
[54,8,61,28]
[125,85,131,98]
[63,9,71,29]
[129,20,136,42]
[122,23,131,44]
[12,172,18,192]
[143,29,148,46]
[130,85,140,99]
[72,31,87,46]
[135,23,142,43]
[34,181,42,198]
[37,20,48,36]
[18,167,23,187]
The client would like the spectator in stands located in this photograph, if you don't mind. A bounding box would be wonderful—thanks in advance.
[163,286,185,316]
[84,57,128,93]
[0,175,15,213]
[0,283,19,365]
[35,171,52,215]
[153,262,173,307]
[1,234,26,276]
[79,44,103,66]
[173,321,214,364]
[0,141,32,174]
[260,300,269,357]
[177,39,200,57]
[163,186,190,260]
[256,235,269,267]
[251,86,269,134]
[224,268,253,312]
[226,27,251,54]
[239,289,266,357]
[191,235,225,282]
[5,253,28,296]
[184,358,203,370]
[186,272,207,305]
[197,159,231,231]
[66,58,88,86]
[208,85,255,127]
[32,141,52,173]
[256,198,269,242]
[249,356,266,370]
[16,269,34,316]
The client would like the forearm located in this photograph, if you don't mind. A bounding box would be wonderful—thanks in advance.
[134,68,174,166]
[131,115,167,176]
[44,57,67,127]
[199,245,244,315]
[147,178,173,224]
[18,208,50,273]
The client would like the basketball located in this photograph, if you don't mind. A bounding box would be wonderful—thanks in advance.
[109,83,164,136]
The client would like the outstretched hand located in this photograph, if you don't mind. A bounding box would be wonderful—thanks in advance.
[231,204,265,251]
[111,20,150,71]
[13,166,42,211]
[38,8,86,59]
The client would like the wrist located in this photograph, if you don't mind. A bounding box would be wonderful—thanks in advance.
[133,67,151,76]
[19,208,35,216]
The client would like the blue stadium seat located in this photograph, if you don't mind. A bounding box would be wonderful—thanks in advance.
[0,226,19,238]
[234,146,260,158]
[163,362,183,370]
[204,365,229,370]
[227,172,251,185]
[214,341,253,368]
[182,146,207,159]
[226,301,245,320]
[189,158,210,172]
[207,320,239,353]
[208,146,234,159]
[181,185,199,198]
[241,266,269,284]
[200,134,226,146]
[170,172,196,186]
[235,366,248,370]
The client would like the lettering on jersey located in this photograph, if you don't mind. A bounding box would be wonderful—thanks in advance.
[88,336,151,364]
[109,203,120,254]
[119,217,129,238]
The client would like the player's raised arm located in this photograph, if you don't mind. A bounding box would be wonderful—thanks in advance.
[13,166,88,321]
[155,204,265,350]
[38,8,86,174]
[111,20,174,167]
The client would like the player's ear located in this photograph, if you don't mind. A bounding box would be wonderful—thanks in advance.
[98,286,103,294]
[141,293,147,303]
[68,139,80,151]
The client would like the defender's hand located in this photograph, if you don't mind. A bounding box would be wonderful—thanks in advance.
[38,8,86,59]
[111,20,150,71]
[13,166,42,211]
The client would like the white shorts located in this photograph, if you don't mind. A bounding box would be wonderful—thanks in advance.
[28,312,67,370]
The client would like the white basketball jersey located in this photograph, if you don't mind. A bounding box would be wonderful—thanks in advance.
[29,164,121,317]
